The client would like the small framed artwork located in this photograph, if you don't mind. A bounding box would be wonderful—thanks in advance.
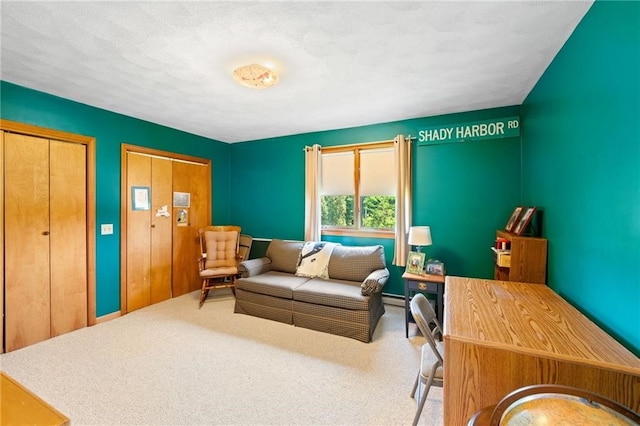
[173,191,191,208]
[176,209,188,227]
[406,251,426,275]
[505,206,524,232]
[425,259,446,276]
[131,186,150,211]
[513,207,537,236]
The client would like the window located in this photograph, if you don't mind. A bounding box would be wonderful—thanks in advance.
[321,142,395,236]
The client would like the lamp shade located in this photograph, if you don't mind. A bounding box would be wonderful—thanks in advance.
[408,226,432,247]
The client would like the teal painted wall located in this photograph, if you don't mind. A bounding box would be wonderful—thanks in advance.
[0,81,231,317]
[522,1,640,355]
[230,106,522,295]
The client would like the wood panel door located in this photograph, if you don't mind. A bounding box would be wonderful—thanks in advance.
[171,161,210,297]
[150,157,173,304]
[0,132,4,352]
[49,140,88,337]
[126,153,152,312]
[121,145,210,310]
[126,153,173,311]
[4,134,88,352]
[4,133,52,351]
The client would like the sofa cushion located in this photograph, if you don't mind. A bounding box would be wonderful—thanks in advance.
[236,271,309,299]
[266,239,304,273]
[327,245,386,282]
[234,289,294,325]
[294,278,370,310]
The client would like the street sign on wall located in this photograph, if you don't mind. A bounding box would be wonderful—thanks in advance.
[417,117,520,145]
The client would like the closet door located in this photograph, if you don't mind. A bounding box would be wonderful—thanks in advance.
[126,153,173,311]
[1,132,5,352]
[150,157,173,304]
[122,145,211,308]
[172,161,210,296]
[126,153,152,312]
[50,140,87,336]
[4,134,51,351]
[1,121,94,353]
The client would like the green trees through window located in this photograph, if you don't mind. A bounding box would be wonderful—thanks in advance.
[321,195,395,229]
[361,195,395,229]
[321,195,354,227]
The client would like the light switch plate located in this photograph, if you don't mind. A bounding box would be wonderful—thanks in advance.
[101,224,113,235]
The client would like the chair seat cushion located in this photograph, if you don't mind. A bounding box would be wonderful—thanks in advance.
[200,266,238,278]
[420,341,444,380]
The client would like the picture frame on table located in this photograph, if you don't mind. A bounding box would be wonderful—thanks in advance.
[406,251,426,275]
[505,206,524,232]
[425,259,446,275]
[513,207,537,236]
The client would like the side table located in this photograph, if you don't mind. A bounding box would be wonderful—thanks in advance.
[402,271,446,338]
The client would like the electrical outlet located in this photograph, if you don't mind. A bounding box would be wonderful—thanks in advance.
[101,224,113,235]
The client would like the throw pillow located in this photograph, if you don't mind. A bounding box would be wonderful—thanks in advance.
[295,241,339,279]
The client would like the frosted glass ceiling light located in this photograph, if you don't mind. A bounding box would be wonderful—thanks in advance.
[233,64,279,89]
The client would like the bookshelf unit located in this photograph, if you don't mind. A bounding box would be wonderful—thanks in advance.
[493,230,548,284]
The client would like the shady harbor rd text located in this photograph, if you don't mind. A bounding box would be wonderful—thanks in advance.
[418,117,519,145]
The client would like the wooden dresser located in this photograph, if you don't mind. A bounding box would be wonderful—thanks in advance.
[443,276,640,425]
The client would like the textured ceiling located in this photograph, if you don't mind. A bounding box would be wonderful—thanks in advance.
[1,1,593,143]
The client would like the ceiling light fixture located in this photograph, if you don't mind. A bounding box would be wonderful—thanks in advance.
[233,63,279,89]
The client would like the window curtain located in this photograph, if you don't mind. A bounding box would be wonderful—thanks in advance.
[304,144,322,241]
[393,135,412,266]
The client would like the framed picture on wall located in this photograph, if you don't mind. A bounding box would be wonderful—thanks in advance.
[513,207,537,236]
[176,208,188,227]
[131,186,150,211]
[173,191,191,208]
[406,251,426,275]
[505,206,524,232]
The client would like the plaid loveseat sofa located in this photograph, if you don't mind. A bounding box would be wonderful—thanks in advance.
[233,239,389,343]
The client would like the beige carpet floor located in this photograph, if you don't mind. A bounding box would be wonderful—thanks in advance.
[0,290,443,426]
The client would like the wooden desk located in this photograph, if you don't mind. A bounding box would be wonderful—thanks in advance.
[402,272,446,337]
[1,371,69,425]
[443,276,640,425]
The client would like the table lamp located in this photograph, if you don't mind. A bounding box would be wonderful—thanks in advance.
[408,226,432,253]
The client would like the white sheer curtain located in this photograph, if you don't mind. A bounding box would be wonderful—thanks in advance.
[393,135,412,266]
[304,144,322,241]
